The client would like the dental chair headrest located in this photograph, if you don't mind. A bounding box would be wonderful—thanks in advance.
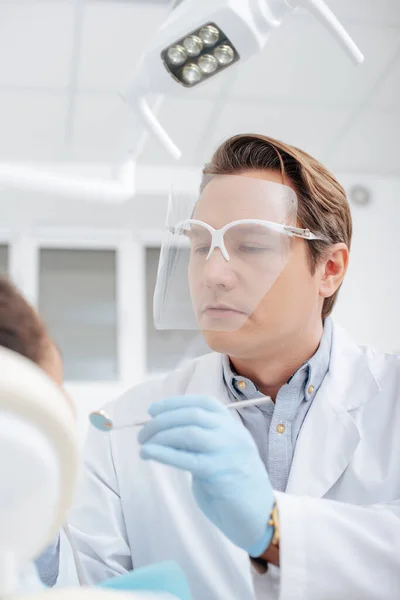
[0,346,78,570]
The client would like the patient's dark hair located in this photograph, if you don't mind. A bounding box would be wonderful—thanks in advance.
[0,276,49,365]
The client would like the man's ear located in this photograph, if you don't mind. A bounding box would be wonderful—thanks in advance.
[318,243,349,299]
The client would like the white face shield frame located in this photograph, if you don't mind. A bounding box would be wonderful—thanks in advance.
[170,218,323,260]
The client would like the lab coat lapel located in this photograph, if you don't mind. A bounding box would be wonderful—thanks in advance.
[184,352,232,406]
[286,324,381,497]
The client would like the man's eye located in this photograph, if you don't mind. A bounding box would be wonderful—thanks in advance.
[193,245,211,255]
[239,245,272,253]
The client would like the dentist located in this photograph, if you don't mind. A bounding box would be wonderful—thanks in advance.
[40,134,400,600]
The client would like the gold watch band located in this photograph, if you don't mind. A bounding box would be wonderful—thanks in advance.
[268,502,280,547]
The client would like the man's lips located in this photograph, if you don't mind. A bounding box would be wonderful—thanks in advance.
[203,304,249,317]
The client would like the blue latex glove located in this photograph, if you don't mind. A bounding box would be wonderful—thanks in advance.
[138,395,274,557]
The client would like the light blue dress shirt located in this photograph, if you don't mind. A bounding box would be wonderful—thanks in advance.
[222,318,333,492]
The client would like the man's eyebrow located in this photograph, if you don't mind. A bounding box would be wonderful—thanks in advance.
[227,223,276,236]
[184,226,208,237]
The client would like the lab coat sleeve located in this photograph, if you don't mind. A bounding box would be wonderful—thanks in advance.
[275,491,400,600]
[61,427,132,585]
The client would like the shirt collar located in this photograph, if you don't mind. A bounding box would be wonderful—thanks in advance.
[222,317,333,402]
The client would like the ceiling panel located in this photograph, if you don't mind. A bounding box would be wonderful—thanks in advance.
[69,92,134,161]
[77,2,168,90]
[231,20,400,109]
[0,2,74,88]
[324,0,400,25]
[199,101,350,165]
[0,91,68,161]
[327,108,400,175]
[138,96,216,165]
[371,51,400,108]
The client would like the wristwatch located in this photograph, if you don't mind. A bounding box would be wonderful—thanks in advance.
[250,502,280,574]
[268,502,280,547]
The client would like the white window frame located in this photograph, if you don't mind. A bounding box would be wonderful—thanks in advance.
[0,229,13,248]
[0,229,32,291]
[138,229,170,378]
[138,228,206,379]
[11,228,146,392]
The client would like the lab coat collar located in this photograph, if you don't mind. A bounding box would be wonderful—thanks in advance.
[323,321,381,410]
[184,351,232,406]
[286,322,381,497]
[186,321,380,408]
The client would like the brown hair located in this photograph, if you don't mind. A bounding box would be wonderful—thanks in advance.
[202,134,352,318]
[0,276,50,365]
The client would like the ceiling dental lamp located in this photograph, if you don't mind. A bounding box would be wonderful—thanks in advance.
[123,0,364,160]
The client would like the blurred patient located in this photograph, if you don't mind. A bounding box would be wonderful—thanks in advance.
[0,276,69,591]
[0,276,64,388]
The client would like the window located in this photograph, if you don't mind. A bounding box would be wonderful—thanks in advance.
[145,247,208,373]
[38,248,118,381]
[0,245,8,275]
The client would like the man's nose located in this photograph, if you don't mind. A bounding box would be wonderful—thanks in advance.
[202,248,237,290]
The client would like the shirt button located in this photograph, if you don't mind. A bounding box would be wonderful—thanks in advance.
[276,424,285,434]
[308,384,315,394]
[237,380,247,390]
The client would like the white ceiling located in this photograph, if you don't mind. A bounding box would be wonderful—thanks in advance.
[0,0,399,175]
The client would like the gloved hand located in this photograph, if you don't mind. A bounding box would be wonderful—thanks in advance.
[138,395,274,557]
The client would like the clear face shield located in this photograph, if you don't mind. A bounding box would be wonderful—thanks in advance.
[154,174,324,332]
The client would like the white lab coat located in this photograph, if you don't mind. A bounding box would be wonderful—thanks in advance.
[63,323,400,600]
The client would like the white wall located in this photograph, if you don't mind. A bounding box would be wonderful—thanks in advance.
[334,176,400,352]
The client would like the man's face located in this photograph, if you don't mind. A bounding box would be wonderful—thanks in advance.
[188,169,325,358]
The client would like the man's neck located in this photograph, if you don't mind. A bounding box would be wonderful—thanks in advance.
[229,320,324,401]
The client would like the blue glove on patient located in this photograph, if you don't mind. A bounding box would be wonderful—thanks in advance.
[138,395,274,557]
[99,561,193,600]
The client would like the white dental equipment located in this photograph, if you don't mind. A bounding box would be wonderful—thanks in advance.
[0,346,78,597]
[123,0,364,159]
